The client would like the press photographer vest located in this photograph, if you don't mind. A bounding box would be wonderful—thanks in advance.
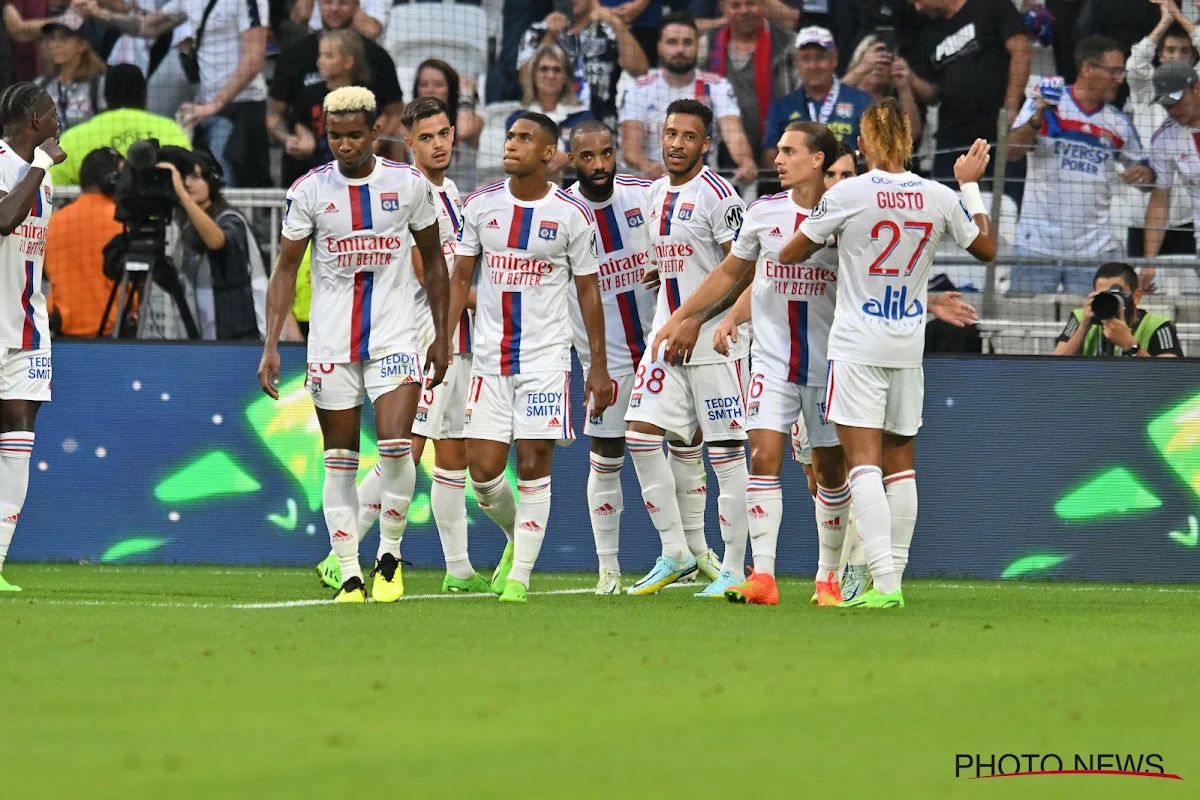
[1070,309,1170,356]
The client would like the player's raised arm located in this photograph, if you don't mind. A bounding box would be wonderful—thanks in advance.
[258,235,309,399]
[0,138,63,235]
[413,220,450,389]
[954,139,998,263]
[649,250,754,365]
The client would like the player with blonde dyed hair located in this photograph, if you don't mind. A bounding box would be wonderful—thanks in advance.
[776,98,994,609]
[260,83,451,603]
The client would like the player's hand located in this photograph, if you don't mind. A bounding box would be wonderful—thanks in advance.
[954,139,990,185]
[257,348,281,399]
[659,316,702,365]
[37,137,68,165]
[424,336,450,389]
[641,267,661,292]
[712,313,739,355]
[585,364,614,417]
[1120,164,1154,186]
[928,291,978,328]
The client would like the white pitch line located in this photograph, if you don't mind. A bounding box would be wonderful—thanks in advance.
[232,586,600,609]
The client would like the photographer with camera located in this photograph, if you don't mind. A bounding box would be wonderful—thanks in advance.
[1053,261,1183,357]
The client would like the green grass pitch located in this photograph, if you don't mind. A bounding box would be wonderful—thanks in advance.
[2,564,1198,799]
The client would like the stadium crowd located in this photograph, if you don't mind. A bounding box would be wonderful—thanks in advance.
[1,0,1199,344]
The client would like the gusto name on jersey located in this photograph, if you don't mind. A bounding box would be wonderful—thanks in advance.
[876,191,925,210]
[654,242,694,275]
[599,250,650,291]
[484,251,554,286]
[325,234,405,268]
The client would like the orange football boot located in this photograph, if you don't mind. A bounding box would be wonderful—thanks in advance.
[724,570,780,605]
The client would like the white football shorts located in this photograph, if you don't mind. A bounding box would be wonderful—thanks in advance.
[623,355,748,443]
[583,369,635,439]
[464,370,575,444]
[305,351,423,411]
[0,347,51,402]
[745,372,839,449]
[825,360,923,437]
[412,354,472,440]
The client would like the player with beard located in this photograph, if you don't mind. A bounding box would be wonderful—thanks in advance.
[260,87,451,603]
[623,98,750,598]
[447,112,612,603]
[564,120,658,594]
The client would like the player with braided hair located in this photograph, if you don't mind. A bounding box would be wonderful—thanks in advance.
[0,82,67,592]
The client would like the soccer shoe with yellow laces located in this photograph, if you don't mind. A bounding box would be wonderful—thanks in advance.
[333,576,367,603]
[839,587,904,609]
[491,541,515,595]
[810,572,844,607]
[724,570,779,605]
[0,572,22,592]
[370,553,404,603]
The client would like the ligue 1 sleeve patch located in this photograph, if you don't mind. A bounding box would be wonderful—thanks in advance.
[811,198,828,219]
[725,206,743,231]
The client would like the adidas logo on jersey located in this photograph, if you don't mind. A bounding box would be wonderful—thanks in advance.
[331,529,354,542]
[821,516,841,529]
[486,218,500,229]
[768,227,783,238]
[321,203,339,214]
[519,520,543,532]
[593,503,618,516]
[748,505,768,519]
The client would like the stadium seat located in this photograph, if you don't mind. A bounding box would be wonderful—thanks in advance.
[384,2,490,79]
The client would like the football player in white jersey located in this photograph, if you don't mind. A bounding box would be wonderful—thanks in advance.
[259,87,451,604]
[623,98,751,599]
[0,83,65,593]
[563,120,658,595]
[778,98,996,609]
[447,112,612,603]
[315,97,494,595]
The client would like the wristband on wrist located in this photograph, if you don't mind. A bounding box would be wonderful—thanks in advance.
[32,149,55,171]
[961,182,987,217]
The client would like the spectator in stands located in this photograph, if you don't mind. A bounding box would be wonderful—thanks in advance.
[909,0,1030,185]
[517,0,649,134]
[36,10,106,130]
[1143,60,1200,287]
[269,0,405,185]
[1053,262,1182,357]
[161,150,272,340]
[290,0,385,39]
[841,34,922,140]
[488,0,569,103]
[1127,0,1200,145]
[698,0,795,165]
[507,44,593,183]
[89,0,273,187]
[689,0,808,35]
[268,29,368,186]
[51,63,190,186]
[761,26,871,166]
[1006,36,1153,295]
[1077,0,1161,57]
[3,1,58,82]
[44,146,124,337]
[618,11,757,182]
[414,58,483,190]
[599,0,661,66]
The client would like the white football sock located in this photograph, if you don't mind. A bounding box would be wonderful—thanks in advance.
[668,444,709,556]
[709,445,749,576]
[508,478,551,587]
[815,481,851,583]
[355,462,382,544]
[323,449,362,582]
[588,453,624,574]
[432,467,473,579]
[627,433,688,561]
[472,473,517,545]
[885,470,918,586]
[376,439,415,561]
[848,465,897,594]
[846,515,865,566]
[745,475,782,575]
[0,432,34,570]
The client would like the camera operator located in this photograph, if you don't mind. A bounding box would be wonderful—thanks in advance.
[1053,262,1183,358]
[157,149,271,340]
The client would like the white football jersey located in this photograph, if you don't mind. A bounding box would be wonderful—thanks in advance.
[283,158,438,364]
[458,179,600,375]
[565,176,657,375]
[618,69,742,169]
[1149,119,1200,251]
[0,140,52,350]
[800,170,980,369]
[731,191,838,386]
[1012,88,1145,258]
[646,166,747,365]
[411,178,473,354]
